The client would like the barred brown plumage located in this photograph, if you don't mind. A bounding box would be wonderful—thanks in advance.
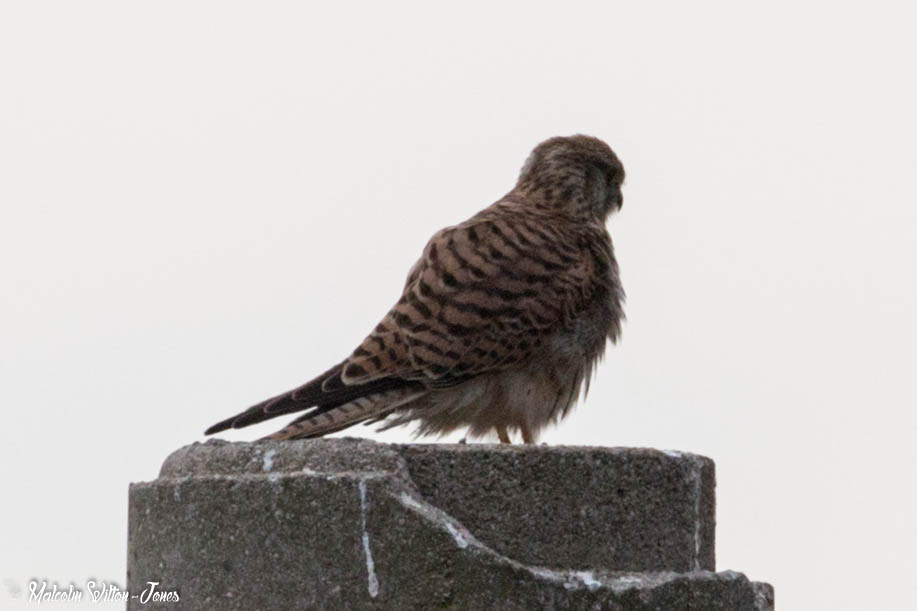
[205,134,625,443]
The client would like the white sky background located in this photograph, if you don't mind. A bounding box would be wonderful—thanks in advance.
[2,1,915,609]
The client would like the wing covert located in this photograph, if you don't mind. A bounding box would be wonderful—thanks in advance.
[342,214,605,386]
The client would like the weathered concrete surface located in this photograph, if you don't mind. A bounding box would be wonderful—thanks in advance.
[128,438,772,610]
[399,444,715,572]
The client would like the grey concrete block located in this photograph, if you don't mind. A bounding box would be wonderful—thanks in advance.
[128,438,771,610]
[753,581,776,611]
[398,444,715,572]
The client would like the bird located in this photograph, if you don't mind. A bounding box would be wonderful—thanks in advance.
[205,135,625,444]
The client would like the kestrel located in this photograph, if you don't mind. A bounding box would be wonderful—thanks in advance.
[206,135,625,443]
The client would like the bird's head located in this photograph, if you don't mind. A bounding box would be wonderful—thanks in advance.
[516,135,625,221]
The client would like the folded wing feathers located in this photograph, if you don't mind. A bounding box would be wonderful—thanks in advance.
[261,387,427,440]
[203,362,419,435]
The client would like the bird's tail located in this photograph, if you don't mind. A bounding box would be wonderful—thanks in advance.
[204,361,420,437]
[261,387,426,440]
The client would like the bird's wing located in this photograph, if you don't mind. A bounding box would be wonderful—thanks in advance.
[203,360,421,435]
[340,214,604,386]
[204,213,609,439]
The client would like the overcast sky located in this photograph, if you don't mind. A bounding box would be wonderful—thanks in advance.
[2,2,916,609]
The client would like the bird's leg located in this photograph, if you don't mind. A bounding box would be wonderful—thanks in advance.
[496,425,512,444]
[520,423,534,445]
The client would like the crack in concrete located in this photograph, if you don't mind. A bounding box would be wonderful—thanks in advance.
[684,454,704,571]
[395,487,617,592]
[358,479,379,598]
